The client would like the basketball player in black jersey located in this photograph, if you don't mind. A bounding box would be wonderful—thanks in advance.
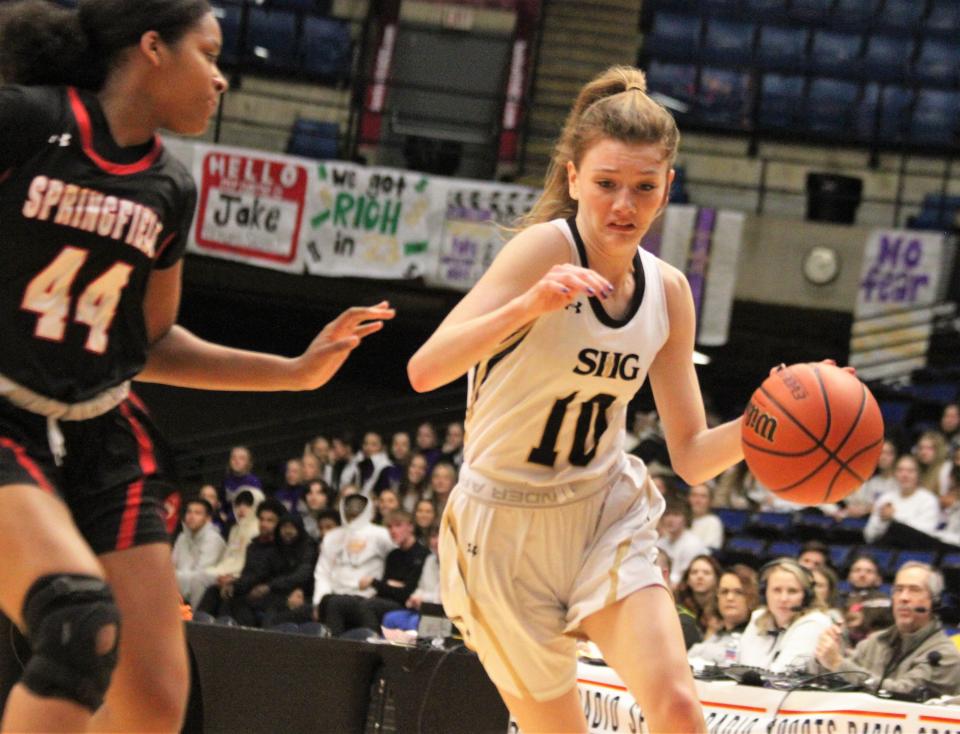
[0,1,393,730]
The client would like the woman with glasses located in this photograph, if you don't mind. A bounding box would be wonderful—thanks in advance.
[688,565,759,666]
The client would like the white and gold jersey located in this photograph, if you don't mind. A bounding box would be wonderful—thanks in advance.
[462,216,670,488]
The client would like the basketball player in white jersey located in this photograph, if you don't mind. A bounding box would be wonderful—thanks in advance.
[409,66,745,733]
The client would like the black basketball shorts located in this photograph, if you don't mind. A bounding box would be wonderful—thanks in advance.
[0,393,172,554]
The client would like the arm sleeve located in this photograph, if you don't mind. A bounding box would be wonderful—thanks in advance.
[703,515,724,549]
[863,502,889,543]
[196,533,226,572]
[373,547,427,605]
[905,494,941,535]
[312,541,335,607]
[882,643,960,695]
[270,546,317,596]
[154,174,197,269]
[0,85,60,170]
[769,615,832,673]
[413,554,440,602]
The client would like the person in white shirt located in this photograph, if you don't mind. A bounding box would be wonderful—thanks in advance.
[172,499,226,607]
[689,483,724,551]
[312,493,395,634]
[657,497,709,588]
[835,439,898,519]
[864,454,941,543]
[937,444,960,496]
[937,484,960,546]
[738,558,832,674]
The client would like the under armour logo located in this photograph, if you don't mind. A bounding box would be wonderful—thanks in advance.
[466,543,480,556]
[565,301,583,314]
[48,133,72,147]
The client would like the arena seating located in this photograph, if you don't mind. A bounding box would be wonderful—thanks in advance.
[640,0,960,150]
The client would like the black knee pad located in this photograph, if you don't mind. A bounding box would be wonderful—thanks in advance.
[20,574,121,711]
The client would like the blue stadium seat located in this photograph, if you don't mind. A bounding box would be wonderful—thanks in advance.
[927,0,960,34]
[892,549,939,571]
[722,536,767,567]
[877,85,913,143]
[859,547,896,577]
[757,25,809,72]
[809,30,863,77]
[716,508,751,535]
[806,78,860,135]
[699,0,742,14]
[767,540,802,559]
[942,553,960,592]
[908,382,959,403]
[302,16,352,81]
[670,165,690,204]
[696,67,751,128]
[743,0,786,21]
[646,61,698,111]
[829,544,855,570]
[832,515,868,543]
[831,0,881,29]
[854,82,881,140]
[877,398,911,427]
[211,3,242,66]
[912,38,960,86]
[911,90,960,145]
[268,622,301,634]
[837,579,852,595]
[270,0,325,10]
[295,621,332,637]
[246,7,299,70]
[793,512,835,540]
[877,0,925,31]
[910,194,960,231]
[758,74,805,129]
[287,119,339,160]
[862,34,913,83]
[645,12,701,60]
[748,511,794,537]
[789,0,832,23]
[702,18,755,65]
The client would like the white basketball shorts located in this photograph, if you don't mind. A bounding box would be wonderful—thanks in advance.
[438,454,666,702]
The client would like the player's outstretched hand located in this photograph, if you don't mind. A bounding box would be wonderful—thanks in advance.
[292,301,395,390]
[519,264,613,319]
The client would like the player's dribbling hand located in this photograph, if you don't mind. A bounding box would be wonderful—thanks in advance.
[519,264,613,318]
[767,359,857,378]
[293,301,396,389]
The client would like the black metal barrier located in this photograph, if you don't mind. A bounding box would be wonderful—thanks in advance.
[0,619,509,732]
[183,622,508,733]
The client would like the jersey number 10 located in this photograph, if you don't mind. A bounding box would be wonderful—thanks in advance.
[527,391,616,467]
[21,246,133,354]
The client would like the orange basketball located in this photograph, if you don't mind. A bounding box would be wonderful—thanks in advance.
[741,362,885,506]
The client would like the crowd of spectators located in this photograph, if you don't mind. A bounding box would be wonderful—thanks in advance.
[650,400,960,698]
[170,400,960,697]
[171,421,464,639]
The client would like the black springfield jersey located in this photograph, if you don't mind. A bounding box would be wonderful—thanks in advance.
[0,85,196,402]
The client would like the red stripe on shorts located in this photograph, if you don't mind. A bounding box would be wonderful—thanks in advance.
[0,437,54,493]
[115,403,158,550]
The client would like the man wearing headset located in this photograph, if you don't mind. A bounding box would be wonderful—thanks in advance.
[815,562,960,697]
